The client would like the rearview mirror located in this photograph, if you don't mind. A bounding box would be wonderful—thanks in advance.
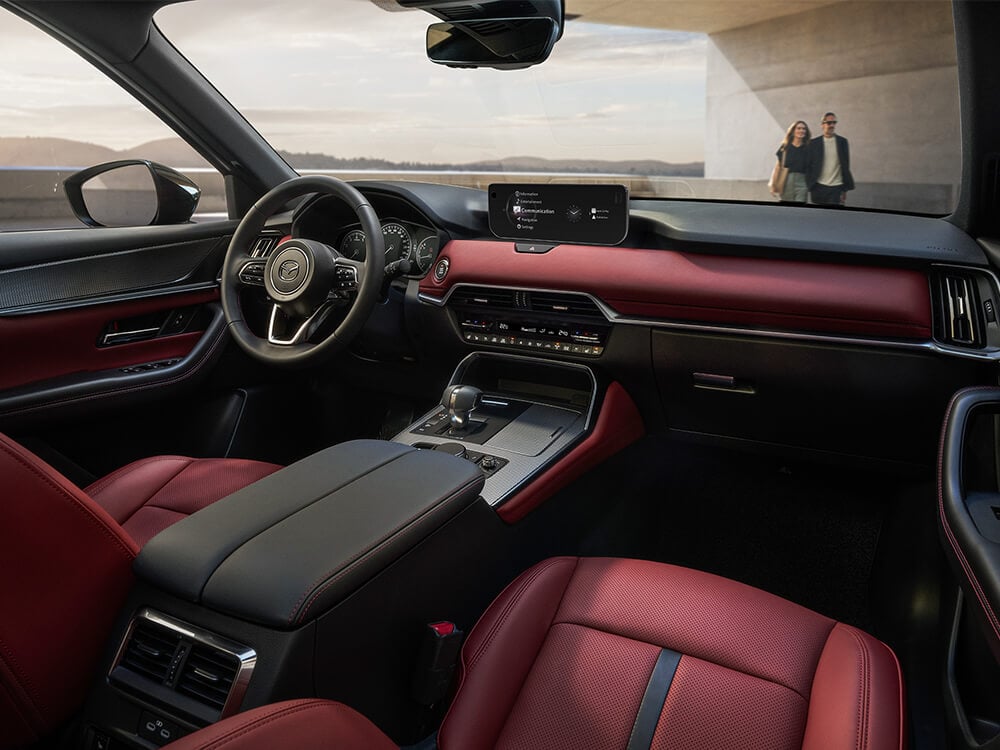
[427,17,559,69]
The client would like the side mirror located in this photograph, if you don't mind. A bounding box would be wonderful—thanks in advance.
[64,160,201,228]
[427,17,559,69]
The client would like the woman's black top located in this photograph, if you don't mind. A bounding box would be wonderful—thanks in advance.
[776,143,809,173]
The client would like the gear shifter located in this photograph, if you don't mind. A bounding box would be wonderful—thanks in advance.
[441,384,482,432]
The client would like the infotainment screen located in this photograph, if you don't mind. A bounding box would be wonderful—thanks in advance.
[488,183,628,246]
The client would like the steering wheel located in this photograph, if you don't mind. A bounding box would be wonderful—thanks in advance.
[221,175,385,366]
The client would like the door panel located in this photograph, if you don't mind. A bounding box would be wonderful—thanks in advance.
[0,223,238,429]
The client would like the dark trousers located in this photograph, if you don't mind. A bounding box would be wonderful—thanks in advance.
[810,183,846,206]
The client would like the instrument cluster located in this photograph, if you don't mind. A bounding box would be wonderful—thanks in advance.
[336,220,439,274]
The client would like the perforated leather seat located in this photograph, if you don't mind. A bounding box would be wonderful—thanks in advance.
[0,433,279,747]
[164,556,907,750]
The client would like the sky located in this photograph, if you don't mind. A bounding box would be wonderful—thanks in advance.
[0,0,707,164]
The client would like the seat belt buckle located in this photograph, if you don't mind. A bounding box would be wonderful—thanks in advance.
[411,621,464,706]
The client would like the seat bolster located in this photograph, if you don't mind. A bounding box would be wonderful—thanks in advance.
[801,622,907,750]
[86,456,281,547]
[0,434,137,747]
[162,699,396,750]
[438,556,580,750]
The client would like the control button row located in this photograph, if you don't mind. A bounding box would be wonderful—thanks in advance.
[120,359,180,374]
[464,332,603,357]
[238,261,267,286]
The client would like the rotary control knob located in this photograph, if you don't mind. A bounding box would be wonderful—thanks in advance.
[434,442,467,459]
[479,455,497,470]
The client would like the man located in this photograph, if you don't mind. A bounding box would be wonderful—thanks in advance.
[807,112,855,206]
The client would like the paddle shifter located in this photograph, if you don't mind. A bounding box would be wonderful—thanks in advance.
[441,384,482,432]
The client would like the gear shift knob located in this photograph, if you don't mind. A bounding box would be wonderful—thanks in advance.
[441,384,482,432]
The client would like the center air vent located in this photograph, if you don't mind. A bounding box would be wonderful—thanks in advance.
[111,610,256,722]
[449,286,605,320]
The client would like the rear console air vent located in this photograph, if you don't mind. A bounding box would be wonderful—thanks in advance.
[176,644,240,711]
[110,610,256,723]
[119,619,180,684]
[933,269,989,349]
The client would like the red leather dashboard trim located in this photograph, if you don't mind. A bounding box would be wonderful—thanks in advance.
[419,241,932,340]
[0,290,217,392]
[497,381,644,524]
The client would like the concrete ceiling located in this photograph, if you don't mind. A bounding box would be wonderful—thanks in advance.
[565,1,839,33]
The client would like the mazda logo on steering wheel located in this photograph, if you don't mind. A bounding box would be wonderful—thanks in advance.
[278,259,300,282]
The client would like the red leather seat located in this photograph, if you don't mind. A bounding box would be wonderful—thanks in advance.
[165,556,907,750]
[0,433,280,748]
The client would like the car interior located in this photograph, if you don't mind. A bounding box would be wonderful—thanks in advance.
[2,1,1000,749]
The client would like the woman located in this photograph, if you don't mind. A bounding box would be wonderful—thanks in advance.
[772,120,812,203]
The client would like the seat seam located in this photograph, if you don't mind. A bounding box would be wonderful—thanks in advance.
[0,636,44,734]
[0,440,136,561]
[85,455,190,497]
[468,557,575,668]
[117,460,194,526]
[834,625,871,750]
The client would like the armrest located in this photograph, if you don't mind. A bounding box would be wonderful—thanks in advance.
[135,439,484,628]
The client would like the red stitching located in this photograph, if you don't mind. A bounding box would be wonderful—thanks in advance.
[84,455,190,497]
[291,476,483,624]
[937,387,1000,642]
[0,439,136,561]
[0,322,225,420]
[844,627,871,750]
[0,637,44,733]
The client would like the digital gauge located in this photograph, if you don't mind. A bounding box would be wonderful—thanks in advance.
[381,222,411,264]
[414,236,439,273]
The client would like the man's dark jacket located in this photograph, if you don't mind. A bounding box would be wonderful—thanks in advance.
[806,134,855,191]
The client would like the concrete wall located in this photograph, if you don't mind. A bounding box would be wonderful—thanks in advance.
[705,1,961,201]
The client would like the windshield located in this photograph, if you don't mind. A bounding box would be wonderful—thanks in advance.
[155,0,960,215]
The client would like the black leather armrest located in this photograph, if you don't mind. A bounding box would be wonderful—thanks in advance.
[135,440,484,628]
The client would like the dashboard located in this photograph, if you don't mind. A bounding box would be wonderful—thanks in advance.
[292,192,446,276]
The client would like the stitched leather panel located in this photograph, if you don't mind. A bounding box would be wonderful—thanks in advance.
[0,434,136,746]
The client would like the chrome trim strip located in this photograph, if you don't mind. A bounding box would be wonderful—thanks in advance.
[111,608,257,719]
[267,302,332,345]
[420,280,1000,361]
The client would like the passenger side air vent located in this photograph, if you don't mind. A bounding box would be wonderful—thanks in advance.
[934,270,986,349]
[176,644,240,711]
[110,609,256,722]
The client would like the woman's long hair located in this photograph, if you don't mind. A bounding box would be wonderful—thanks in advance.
[780,120,811,151]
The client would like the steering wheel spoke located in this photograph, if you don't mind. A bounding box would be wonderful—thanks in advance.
[267,302,337,346]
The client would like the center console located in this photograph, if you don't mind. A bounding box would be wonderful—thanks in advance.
[392,352,597,507]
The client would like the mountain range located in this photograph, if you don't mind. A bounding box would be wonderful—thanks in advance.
[0,137,704,177]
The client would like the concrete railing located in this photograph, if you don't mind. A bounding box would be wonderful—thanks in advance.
[0,167,954,230]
